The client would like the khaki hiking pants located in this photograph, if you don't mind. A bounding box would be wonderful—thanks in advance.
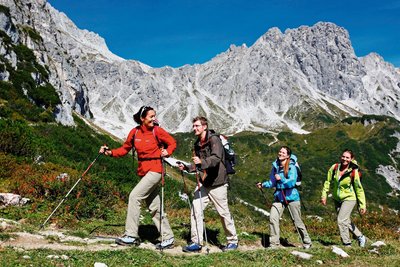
[335,200,362,245]
[269,201,311,246]
[191,183,238,245]
[125,171,174,240]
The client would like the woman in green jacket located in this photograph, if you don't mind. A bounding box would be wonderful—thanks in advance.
[321,149,367,247]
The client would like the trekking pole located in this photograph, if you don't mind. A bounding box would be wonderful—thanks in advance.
[296,186,307,211]
[193,150,210,254]
[281,189,303,244]
[177,161,192,210]
[195,170,210,254]
[257,185,269,206]
[177,161,202,249]
[39,151,104,230]
[256,183,269,247]
[160,157,165,252]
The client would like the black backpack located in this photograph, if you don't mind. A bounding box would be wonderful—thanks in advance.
[294,161,302,187]
[209,130,237,175]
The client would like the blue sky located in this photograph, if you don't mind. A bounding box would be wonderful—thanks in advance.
[48,0,399,68]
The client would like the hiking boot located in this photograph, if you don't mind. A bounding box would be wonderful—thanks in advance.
[115,235,140,246]
[222,243,238,252]
[182,242,202,253]
[155,237,174,250]
[357,235,366,248]
[302,243,312,249]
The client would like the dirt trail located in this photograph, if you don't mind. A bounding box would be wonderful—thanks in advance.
[1,231,263,255]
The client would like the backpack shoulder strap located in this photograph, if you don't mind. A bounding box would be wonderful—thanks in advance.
[207,131,222,146]
[351,169,356,182]
[350,168,361,181]
[349,161,360,181]
[130,127,140,149]
[333,163,339,171]
[208,131,219,139]
[207,131,225,164]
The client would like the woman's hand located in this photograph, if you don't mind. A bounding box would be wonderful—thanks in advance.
[360,208,366,215]
[256,182,262,189]
[320,198,327,206]
[160,148,169,157]
[99,145,112,156]
[274,173,281,181]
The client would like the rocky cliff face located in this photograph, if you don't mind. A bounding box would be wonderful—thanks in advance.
[1,0,399,138]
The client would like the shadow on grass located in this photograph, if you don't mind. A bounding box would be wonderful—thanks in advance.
[253,231,270,248]
[88,223,165,243]
[180,224,222,246]
[317,238,337,246]
[253,231,300,248]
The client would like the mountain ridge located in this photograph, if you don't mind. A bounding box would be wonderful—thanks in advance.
[0,0,399,139]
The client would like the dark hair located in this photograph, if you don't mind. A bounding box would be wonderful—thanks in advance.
[133,106,154,124]
[341,149,355,159]
[192,116,208,127]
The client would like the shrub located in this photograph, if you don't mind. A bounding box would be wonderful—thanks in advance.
[0,119,36,157]
[29,83,61,108]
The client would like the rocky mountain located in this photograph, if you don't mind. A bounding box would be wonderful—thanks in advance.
[1,0,399,138]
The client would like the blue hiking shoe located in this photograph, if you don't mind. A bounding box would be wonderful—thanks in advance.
[115,235,140,246]
[357,235,366,248]
[222,243,238,252]
[155,237,175,250]
[182,242,202,253]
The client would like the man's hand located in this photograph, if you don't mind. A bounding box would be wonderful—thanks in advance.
[177,162,185,171]
[192,156,201,165]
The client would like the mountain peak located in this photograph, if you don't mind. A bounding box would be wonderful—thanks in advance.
[1,1,399,138]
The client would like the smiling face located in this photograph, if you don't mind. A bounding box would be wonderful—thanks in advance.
[340,151,353,167]
[277,147,290,162]
[141,109,157,129]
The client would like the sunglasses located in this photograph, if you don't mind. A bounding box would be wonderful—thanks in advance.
[139,106,153,118]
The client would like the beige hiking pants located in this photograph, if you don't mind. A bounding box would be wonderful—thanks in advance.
[125,171,174,240]
[269,201,311,246]
[191,183,238,245]
[335,200,362,244]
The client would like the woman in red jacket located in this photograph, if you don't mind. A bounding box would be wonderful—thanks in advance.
[100,106,176,249]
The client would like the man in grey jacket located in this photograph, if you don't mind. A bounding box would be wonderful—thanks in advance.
[178,116,238,253]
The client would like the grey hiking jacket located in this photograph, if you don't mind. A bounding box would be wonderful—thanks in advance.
[189,130,228,187]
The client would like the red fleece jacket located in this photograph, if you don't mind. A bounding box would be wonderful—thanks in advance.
[111,125,176,177]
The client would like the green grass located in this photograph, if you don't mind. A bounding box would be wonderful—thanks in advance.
[0,238,399,266]
[0,115,400,266]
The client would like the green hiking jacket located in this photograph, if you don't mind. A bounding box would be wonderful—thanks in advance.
[321,161,366,209]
